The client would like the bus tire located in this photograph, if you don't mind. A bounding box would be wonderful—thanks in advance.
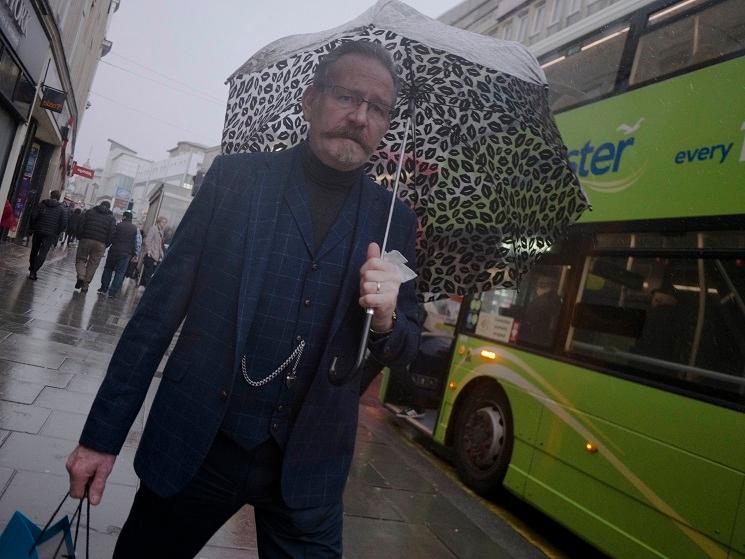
[453,382,513,497]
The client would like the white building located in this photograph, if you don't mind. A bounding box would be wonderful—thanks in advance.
[129,141,216,220]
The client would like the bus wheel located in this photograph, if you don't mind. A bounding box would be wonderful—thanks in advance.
[453,382,513,497]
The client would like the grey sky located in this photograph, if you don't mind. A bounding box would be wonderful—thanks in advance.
[75,0,458,169]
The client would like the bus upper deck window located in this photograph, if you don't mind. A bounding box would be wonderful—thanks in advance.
[631,0,745,85]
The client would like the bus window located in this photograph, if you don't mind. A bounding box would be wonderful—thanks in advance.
[595,230,745,251]
[568,255,745,405]
[630,0,745,85]
[464,264,570,350]
[542,26,628,111]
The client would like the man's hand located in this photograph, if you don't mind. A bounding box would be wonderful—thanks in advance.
[359,242,401,332]
[66,445,116,505]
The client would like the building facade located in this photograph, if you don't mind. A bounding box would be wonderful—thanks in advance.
[0,0,118,240]
[130,141,215,221]
[438,0,626,47]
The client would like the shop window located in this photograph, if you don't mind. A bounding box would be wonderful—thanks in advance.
[630,0,745,85]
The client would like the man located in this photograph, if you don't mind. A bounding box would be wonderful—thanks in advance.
[75,200,116,292]
[98,210,141,298]
[27,189,68,280]
[66,41,420,557]
[138,215,166,289]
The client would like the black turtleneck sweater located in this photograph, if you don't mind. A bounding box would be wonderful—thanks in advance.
[301,142,363,250]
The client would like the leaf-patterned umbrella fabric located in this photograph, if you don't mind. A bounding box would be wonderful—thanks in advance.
[223,0,589,301]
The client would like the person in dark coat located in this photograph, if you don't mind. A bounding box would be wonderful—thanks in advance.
[66,41,420,557]
[27,190,68,280]
[75,200,116,292]
[98,210,141,298]
[65,207,83,245]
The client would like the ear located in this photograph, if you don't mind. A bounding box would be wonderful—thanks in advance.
[302,85,317,121]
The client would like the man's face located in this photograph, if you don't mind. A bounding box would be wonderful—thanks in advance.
[302,54,395,171]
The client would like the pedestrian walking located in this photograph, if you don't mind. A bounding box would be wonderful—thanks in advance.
[1,199,17,242]
[66,41,420,558]
[75,200,115,292]
[65,207,83,246]
[27,190,68,280]
[98,210,141,298]
[138,215,166,289]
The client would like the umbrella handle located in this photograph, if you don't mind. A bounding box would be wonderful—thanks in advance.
[328,309,374,387]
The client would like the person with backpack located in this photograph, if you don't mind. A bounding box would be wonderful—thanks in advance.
[28,190,68,280]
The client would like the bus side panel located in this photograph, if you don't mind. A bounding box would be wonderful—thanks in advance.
[502,385,545,498]
[731,482,745,558]
[524,452,725,559]
[527,400,739,557]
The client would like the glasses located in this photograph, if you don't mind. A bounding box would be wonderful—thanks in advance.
[318,83,395,122]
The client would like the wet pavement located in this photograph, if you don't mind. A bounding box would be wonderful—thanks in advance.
[0,240,546,558]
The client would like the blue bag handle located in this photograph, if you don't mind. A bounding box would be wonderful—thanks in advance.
[30,489,90,559]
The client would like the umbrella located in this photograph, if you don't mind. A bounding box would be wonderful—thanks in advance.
[222,0,589,302]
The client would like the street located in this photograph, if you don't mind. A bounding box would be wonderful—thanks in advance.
[0,240,551,558]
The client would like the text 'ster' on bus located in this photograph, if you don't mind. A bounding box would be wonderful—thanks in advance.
[379,1,745,557]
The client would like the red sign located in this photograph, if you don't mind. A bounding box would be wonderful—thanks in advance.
[72,164,94,179]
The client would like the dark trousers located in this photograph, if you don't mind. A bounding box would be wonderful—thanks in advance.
[114,433,343,558]
[28,233,55,273]
[100,252,131,296]
[139,254,158,287]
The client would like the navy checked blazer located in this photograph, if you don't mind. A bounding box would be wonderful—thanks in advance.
[79,145,421,508]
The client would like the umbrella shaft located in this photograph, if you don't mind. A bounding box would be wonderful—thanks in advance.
[380,116,412,255]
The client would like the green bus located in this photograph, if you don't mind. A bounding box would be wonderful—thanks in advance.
[380,1,745,557]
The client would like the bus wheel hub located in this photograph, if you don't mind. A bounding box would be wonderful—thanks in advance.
[464,406,504,469]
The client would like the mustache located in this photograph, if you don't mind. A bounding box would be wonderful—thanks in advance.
[322,127,372,151]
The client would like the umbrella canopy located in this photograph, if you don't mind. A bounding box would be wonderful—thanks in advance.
[223,0,589,301]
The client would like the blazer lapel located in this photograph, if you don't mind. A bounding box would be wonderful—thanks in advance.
[325,177,386,345]
[234,146,304,369]
[283,178,314,257]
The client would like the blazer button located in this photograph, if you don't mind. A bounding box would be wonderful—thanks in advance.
[304,298,311,307]
[311,262,319,271]
[295,335,303,343]
[277,404,284,412]
[219,389,228,401]
[271,423,279,432]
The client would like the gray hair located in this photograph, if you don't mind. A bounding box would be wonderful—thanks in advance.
[313,40,400,100]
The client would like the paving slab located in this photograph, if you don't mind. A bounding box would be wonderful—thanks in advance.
[343,479,403,521]
[0,466,12,493]
[0,470,135,534]
[0,378,45,404]
[0,335,69,369]
[66,374,105,396]
[343,515,457,559]
[431,519,513,559]
[59,357,109,377]
[0,432,138,487]
[33,386,96,415]
[0,401,51,433]
[39,410,88,441]
[0,360,73,388]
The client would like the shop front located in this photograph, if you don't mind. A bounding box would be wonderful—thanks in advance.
[0,0,56,240]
